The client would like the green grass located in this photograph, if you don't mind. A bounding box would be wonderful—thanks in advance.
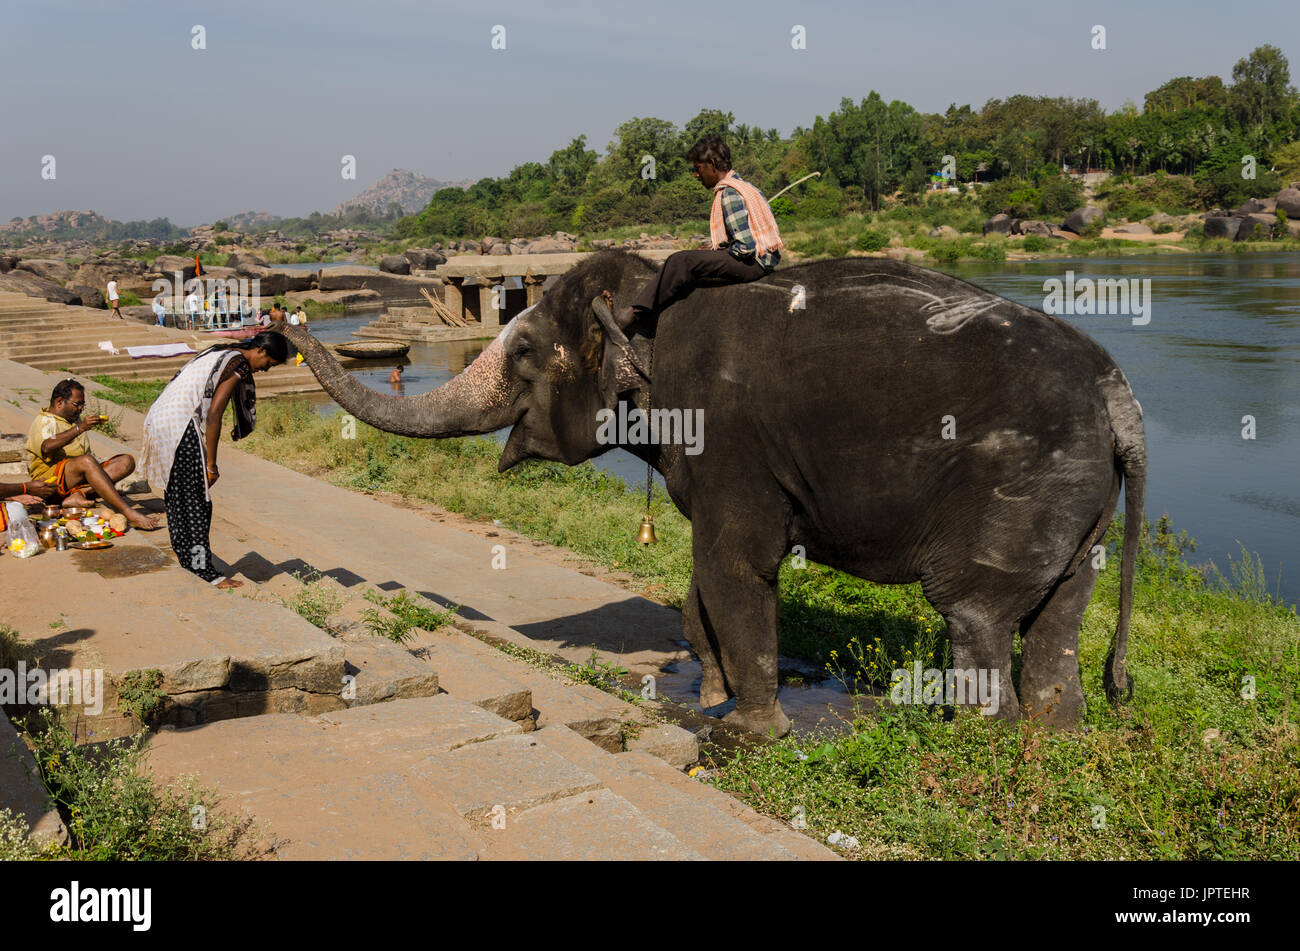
[709,523,1300,859]
[299,298,345,316]
[89,375,166,413]
[85,397,125,438]
[360,588,459,643]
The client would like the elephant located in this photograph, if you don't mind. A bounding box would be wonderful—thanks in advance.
[275,250,1146,737]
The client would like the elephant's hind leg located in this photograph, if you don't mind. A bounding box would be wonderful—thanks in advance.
[1018,559,1099,727]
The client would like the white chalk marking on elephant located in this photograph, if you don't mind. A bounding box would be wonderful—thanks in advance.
[993,485,1033,502]
[920,294,1001,334]
[833,281,1000,332]
[971,429,1028,452]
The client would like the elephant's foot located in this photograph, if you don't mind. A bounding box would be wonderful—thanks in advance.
[699,667,729,709]
[724,699,792,738]
[1020,681,1085,729]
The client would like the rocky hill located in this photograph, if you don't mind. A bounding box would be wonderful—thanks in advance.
[335,169,461,217]
[0,209,112,235]
[0,210,186,246]
[221,210,282,231]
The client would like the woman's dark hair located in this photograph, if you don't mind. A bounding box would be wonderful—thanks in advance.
[201,330,290,363]
[686,135,731,172]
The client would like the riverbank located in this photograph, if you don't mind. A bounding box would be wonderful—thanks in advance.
[220,397,1297,859]
[52,375,1300,858]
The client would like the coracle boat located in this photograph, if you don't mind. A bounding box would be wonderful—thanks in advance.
[333,341,411,359]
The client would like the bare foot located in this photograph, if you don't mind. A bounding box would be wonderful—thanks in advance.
[128,512,161,531]
[63,494,92,507]
[215,578,244,590]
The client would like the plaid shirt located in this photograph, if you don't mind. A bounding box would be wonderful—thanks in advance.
[719,186,780,270]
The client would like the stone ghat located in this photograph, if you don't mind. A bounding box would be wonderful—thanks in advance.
[353,250,675,341]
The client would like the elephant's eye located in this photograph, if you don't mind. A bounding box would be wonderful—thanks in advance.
[511,342,532,361]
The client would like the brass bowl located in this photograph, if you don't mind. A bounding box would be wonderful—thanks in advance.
[62,506,90,517]
[43,505,62,519]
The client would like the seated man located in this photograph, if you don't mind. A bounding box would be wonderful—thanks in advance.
[616,134,783,332]
[26,379,158,530]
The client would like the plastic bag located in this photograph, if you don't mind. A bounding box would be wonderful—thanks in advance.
[3,502,42,558]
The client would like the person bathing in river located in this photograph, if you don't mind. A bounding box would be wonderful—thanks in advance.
[140,331,288,588]
[25,379,159,530]
[614,134,783,332]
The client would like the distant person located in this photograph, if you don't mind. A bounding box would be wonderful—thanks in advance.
[151,296,167,327]
[141,332,288,588]
[295,307,307,326]
[288,308,300,326]
[388,365,404,385]
[26,379,159,530]
[107,276,123,318]
[257,309,271,328]
[269,302,286,322]
[185,287,201,328]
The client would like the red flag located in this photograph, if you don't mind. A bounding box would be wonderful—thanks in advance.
[194,254,202,277]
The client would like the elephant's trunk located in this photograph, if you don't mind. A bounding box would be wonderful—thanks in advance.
[274,322,520,438]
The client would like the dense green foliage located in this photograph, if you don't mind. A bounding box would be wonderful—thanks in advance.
[390,46,1299,242]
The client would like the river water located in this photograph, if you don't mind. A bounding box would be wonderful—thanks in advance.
[298,252,1299,608]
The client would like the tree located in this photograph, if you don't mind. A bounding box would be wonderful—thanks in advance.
[1145,76,1228,113]
[547,136,598,190]
[606,117,683,195]
[681,108,734,147]
[1269,140,1300,184]
[1229,45,1297,145]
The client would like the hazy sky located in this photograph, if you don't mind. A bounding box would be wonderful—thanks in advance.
[2,0,1296,226]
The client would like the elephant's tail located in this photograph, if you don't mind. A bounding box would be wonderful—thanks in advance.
[1102,371,1146,703]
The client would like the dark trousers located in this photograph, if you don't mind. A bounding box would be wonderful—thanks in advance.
[632,249,769,316]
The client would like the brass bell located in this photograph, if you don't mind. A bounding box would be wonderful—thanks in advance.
[636,514,658,545]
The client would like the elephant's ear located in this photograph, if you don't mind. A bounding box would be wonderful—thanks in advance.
[600,339,647,398]
[589,296,650,399]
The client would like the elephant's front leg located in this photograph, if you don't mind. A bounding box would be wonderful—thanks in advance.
[683,575,731,709]
[692,537,790,738]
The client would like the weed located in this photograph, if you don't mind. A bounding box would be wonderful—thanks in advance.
[115,669,164,724]
[282,568,346,629]
[24,709,252,859]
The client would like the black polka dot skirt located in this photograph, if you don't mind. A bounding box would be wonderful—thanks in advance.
[165,421,222,583]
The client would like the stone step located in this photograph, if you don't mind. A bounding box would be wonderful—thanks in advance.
[261,572,536,727]
[0,709,68,848]
[143,695,524,859]
[534,725,835,861]
[406,630,535,726]
[0,541,350,740]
